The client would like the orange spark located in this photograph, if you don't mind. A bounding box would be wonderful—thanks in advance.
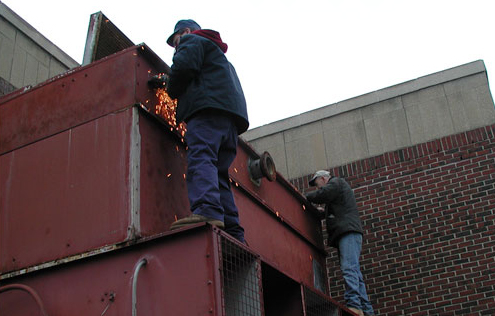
[154,88,187,137]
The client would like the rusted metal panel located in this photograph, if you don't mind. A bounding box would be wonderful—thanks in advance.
[231,140,324,250]
[137,110,190,235]
[233,190,327,293]
[0,44,167,155]
[0,105,192,275]
[0,109,133,273]
[0,227,221,316]
[0,41,325,293]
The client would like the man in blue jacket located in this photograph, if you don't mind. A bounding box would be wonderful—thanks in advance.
[305,170,374,316]
[162,20,249,243]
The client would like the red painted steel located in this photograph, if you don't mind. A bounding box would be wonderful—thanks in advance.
[1,110,133,273]
[0,44,167,155]
[232,141,324,249]
[233,189,326,290]
[0,227,222,316]
[0,44,327,300]
[137,109,190,235]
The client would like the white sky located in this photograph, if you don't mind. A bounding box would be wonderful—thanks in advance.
[3,0,495,129]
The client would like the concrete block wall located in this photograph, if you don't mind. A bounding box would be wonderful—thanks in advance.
[0,2,78,93]
[296,124,495,315]
[242,60,495,180]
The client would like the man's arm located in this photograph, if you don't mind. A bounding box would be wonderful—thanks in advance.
[305,178,341,204]
[167,35,203,99]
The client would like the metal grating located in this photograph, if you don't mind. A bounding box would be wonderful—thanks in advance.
[303,286,339,316]
[83,12,134,65]
[221,237,263,316]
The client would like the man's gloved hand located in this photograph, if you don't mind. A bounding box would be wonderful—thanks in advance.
[148,74,168,89]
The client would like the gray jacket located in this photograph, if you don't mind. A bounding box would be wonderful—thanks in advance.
[306,176,363,248]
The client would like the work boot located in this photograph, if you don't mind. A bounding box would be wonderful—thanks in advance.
[170,214,225,230]
[347,307,364,316]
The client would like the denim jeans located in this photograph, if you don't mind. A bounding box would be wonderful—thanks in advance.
[339,233,374,315]
[185,112,244,242]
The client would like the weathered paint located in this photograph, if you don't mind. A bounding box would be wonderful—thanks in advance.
[0,44,347,315]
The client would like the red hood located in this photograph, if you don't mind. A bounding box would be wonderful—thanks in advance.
[192,30,228,53]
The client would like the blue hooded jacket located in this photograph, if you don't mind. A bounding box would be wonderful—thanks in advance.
[167,30,249,134]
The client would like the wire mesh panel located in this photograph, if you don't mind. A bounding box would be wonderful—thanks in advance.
[303,286,339,316]
[221,237,263,316]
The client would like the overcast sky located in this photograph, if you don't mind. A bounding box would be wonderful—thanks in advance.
[4,0,495,129]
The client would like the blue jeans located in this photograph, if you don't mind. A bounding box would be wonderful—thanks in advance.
[185,112,244,242]
[339,233,374,315]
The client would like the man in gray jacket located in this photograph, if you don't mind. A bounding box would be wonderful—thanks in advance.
[305,170,374,316]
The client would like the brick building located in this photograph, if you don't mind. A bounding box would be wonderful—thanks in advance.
[243,62,495,315]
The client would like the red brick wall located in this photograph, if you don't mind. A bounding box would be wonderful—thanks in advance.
[295,124,495,315]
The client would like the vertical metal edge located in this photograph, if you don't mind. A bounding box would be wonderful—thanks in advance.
[211,231,224,315]
[128,106,141,239]
[82,12,102,66]
[300,284,308,316]
[257,256,265,315]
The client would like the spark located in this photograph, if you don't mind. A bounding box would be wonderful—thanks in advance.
[234,168,238,173]
[167,173,172,178]
[154,87,187,137]
[276,211,280,217]
[302,205,306,211]
[183,174,186,180]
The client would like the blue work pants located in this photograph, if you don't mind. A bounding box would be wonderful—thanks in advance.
[185,112,244,242]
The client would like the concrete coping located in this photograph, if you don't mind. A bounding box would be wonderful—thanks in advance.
[0,1,79,68]
[242,60,488,141]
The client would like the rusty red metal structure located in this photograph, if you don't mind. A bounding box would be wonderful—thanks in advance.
[0,44,356,315]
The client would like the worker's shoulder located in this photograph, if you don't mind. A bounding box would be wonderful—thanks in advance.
[329,176,350,190]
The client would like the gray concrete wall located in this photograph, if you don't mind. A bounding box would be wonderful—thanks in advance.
[0,2,79,93]
[242,60,495,180]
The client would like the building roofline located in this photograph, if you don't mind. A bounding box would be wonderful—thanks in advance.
[243,60,488,141]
